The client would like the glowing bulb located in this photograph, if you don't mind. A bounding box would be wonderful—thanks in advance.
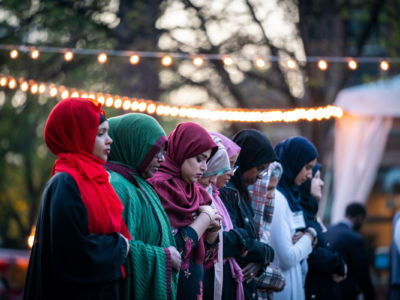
[223,56,233,66]
[98,53,108,64]
[10,49,18,59]
[50,87,58,97]
[71,91,79,98]
[318,59,328,71]
[123,100,131,110]
[81,93,88,98]
[255,57,266,68]
[64,51,74,61]
[30,50,40,59]
[287,59,297,69]
[129,55,140,64]
[61,90,69,99]
[138,102,147,112]
[105,97,114,107]
[8,79,16,89]
[193,57,204,67]
[88,93,95,99]
[380,60,389,71]
[348,59,357,70]
[147,103,156,114]
[31,84,38,94]
[114,98,122,109]
[28,235,34,248]
[39,84,46,94]
[20,82,29,92]
[0,77,7,86]
[161,56,173,66]
[97,96,105,104]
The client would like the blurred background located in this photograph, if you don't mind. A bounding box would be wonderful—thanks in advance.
[0,0,399,299]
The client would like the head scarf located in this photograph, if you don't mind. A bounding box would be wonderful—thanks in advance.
[106,113,167,175]
[231,129,277,199]
[44,98,130,238]
[202,135,230,178]
[148,122,218,264]
[274,136,318,212]
[300,163,322,217]
[210,132,241,159]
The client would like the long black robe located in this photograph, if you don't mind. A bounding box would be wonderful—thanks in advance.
[23,172,127,300]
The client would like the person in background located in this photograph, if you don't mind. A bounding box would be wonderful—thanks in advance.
[219,129,277,300]
[299,163,346,300]
[325,203,375,300]
[24,98,130,300]
[105,113,181,300]
[248,161,286,300]
[389,211,400,300]
[148,122,221,300]
[269,136,319,300]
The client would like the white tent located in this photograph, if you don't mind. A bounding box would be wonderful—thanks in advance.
[331,75,400,223]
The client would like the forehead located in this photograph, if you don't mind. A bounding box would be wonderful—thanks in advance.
[98,120,109,130]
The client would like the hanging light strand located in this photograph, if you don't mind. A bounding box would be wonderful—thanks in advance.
[0,73,343,123]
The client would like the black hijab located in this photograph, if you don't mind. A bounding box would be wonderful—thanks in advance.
[274,136,318,212]
[231,129,277,200]
[300,163,322,218]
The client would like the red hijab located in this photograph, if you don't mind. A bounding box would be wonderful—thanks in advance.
[44,98,130,239]
[148,122,217,263]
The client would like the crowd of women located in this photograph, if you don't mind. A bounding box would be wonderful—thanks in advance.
[23,97,347,300]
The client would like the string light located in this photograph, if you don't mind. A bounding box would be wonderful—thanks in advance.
[64,51,74,61]
[223,56,233,66]
[380,60,389,71]
[10,49,18,59]
[129,55,140,65]
[30,49,40,59]
[318,59,328,71]
[98,53,107,64]
[161,55,173,66]
[255,57,266,68]
[348,59,357,70]
[287,59,297,69]
[0,74,344,123]
[193,56,204,67]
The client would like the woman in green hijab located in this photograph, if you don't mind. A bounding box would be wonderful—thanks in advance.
[105,113,181,300]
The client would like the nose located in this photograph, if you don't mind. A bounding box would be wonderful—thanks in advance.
[321,179,325,187]
[106,134,113,145]
[200,161,207,172]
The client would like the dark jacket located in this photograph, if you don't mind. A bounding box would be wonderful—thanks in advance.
[325,221,375,300]
[24,173,126,300]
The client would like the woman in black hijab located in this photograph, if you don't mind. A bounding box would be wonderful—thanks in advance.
[300,164,346,300]
[218,129,277,300]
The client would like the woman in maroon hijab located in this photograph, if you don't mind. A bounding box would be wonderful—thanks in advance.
[148,122,221,300]
[23,98,130,300]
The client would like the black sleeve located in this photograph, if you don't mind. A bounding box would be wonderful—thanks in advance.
[49,173,127,284]
[223,228,249,258]
[307,245,345,275]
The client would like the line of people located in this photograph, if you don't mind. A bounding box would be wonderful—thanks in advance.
[22,97,373,300]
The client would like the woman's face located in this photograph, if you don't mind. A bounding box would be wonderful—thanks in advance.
[241,162,269,187]
[92,121,113,162]
[181,149,212,184]
[294,158,317,186]
[310,170,324,200]
[198,174,218,188]
[266,176,279,201]
[216,153,239,188]
[141,146,166,179]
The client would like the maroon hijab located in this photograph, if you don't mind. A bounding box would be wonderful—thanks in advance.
[148,122,217,264]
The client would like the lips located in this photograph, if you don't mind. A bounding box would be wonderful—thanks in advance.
[195,173,203,179]
[105,149,110,155]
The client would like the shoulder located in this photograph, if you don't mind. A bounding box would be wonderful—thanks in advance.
[45,172,79,198]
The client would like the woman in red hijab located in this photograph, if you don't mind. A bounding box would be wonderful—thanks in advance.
[23,98,130,300]
[148,122,221,300]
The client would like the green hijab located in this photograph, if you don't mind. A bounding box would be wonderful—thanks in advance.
[108,113,167,172]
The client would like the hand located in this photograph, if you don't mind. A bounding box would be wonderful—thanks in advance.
[242,262,262,283]
[292,231,304,244]
[331,273,345,283]
[199,206,222,228]
[167,246,182,272]
[304,227,318,248]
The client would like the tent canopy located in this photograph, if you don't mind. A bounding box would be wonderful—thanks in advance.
[331,75,400,223]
